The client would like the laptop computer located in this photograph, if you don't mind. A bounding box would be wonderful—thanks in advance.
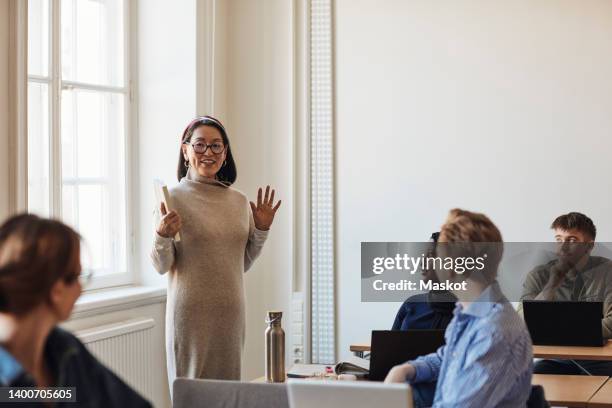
[523,300,604,346]
[368,330,446,381]
[287,379,413,408]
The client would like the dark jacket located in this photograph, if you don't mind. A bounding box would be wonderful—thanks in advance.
[392,291,457,331]
[0,327,152,408]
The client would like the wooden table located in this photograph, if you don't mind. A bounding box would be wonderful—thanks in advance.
[589,378,612,407]
[349,342,612,404]
[533,341,612,361]
[532,374,608,407]
[255,371,612,406]
[350,343,371,358]
[350,340,612,360]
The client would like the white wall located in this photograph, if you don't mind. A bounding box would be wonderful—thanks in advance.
[224,0,294,380]
[134,3,196,403]
[0,0,10,222]
[336,0,612,359]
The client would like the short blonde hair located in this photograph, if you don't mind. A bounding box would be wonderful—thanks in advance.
[441,209,502,243]
[439,208,503,282]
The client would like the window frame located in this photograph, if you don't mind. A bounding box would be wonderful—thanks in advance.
[26,0,136,290]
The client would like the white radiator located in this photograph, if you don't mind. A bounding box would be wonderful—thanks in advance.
[75,318,156,399]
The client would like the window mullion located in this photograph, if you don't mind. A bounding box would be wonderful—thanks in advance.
[28,74,51,84]
[61,81,127,94]
[50,0,62,218]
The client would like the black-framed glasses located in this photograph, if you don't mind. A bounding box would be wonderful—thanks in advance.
[184,141,226,155]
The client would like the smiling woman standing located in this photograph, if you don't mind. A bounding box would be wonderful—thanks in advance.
[150,116,281,389]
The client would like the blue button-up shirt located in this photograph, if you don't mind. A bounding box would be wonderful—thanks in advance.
[409,281,533,407]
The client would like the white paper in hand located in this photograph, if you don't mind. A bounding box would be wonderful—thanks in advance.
[154,179,181,242]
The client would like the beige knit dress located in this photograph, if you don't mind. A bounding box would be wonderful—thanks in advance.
[150,169,268,389]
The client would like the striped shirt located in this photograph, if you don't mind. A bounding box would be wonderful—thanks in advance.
[408,281,533,407]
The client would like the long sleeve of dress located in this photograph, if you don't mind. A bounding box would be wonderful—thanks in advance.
[244,204,269,272]
[150,208,176,274]
[244,228,268,272]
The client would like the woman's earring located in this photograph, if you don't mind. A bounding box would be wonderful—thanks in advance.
[184,160,190,169]
[223,160,227,167]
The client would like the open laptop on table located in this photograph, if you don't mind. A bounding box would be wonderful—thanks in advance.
[523,300,604,346]
[368,329,446,381]
[287,379,413,408]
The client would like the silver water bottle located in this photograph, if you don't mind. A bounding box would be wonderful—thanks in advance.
[265,311,285,382]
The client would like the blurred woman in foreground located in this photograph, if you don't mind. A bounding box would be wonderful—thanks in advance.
[0,214,151,407]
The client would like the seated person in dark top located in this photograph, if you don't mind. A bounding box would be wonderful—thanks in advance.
[520,212,612,376]
[392,232,457,331]
[0,214,152,407]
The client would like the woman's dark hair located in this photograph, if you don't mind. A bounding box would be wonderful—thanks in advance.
[0,214,82,316]
[177,116,237,185]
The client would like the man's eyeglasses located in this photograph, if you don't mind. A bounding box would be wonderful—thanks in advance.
[184,141,226,155]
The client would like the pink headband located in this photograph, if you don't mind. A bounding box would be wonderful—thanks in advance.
[182,115,226,139]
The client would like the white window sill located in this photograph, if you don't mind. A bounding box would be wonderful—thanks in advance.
[70,285,167,320]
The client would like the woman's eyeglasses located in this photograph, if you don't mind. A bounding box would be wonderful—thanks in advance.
[184,141,226,155]
[64,268,93,286]
[80,269,94,286]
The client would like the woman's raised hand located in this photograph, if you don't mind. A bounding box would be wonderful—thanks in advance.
[157,202,183,238]
[250,186,281,231]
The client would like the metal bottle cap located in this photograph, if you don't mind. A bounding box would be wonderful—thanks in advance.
[266,311,283,324]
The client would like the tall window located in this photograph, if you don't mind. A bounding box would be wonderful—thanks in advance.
[27,0,131,288]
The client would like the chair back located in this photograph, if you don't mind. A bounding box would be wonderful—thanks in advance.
[173,378,289,408]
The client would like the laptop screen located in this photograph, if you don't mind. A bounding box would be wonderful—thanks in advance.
[369,330,445,381]
[523,300,603,347]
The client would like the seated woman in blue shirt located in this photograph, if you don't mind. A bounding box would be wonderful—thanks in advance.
[392,232,457,331]
[385,209,533,408]
[0,214,151,407]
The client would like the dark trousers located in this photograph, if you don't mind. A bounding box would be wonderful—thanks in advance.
[534,359,612,376]
[412,382,437,408]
